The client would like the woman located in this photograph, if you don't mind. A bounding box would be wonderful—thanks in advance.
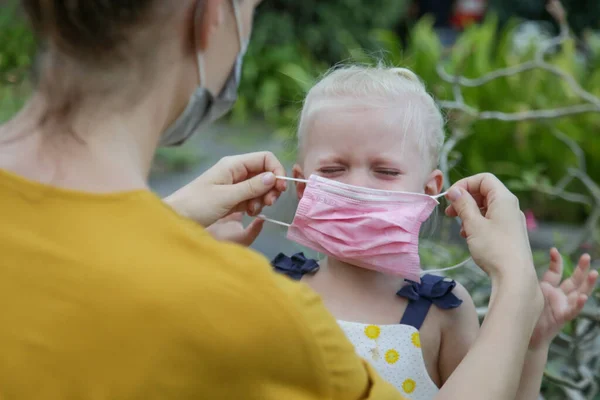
[0,1,543,399]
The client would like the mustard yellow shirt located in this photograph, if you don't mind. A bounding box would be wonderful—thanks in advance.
[0,169,403,400]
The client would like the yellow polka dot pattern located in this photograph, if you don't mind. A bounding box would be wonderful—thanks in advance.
[364,325,381,340]
[411,332,421,348]
[402,379,417,394]
[338,321,439,399]
[385,349,399,364]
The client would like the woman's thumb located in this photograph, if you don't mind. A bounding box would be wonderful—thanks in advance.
[231,172,276,203]
[446,187,484,230]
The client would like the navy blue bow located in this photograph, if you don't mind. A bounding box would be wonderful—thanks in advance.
[397,274,463,308]
[271,252,320,281]
[397,274,463,330]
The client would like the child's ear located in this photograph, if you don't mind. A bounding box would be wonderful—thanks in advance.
[292,164,307,200]
[424,169,444,196]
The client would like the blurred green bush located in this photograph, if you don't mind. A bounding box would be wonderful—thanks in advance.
[0,0,35,121]
[231,0,411,129]
[0,2,33,76]
[252,0,410,63]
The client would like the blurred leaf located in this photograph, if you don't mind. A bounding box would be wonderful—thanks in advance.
[279,64,317,93]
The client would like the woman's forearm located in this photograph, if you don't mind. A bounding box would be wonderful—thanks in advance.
[435,277,543,400]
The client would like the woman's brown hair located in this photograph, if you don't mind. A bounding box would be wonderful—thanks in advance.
[20,0,178,126]
[22,0,160,61]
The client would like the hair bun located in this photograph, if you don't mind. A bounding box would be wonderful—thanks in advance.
[389,68,421,82]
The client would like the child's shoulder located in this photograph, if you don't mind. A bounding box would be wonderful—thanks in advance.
[431,278,478,333]
[446,280,473,305]
[431,278,480,382]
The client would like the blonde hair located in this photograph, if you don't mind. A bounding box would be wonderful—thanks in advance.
[297,65,445,170]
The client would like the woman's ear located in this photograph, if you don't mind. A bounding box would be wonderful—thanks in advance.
[196,0,225,51]
[292,164,307,200]
[424,169,444,196]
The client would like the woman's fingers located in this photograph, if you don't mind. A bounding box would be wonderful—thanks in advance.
[246,199,264,217]
[221,212,244,223]
[238,218,265,247]
[444,187,486,235]
[451,173,506,199]
[221,153,287,215]
[264,189,281,207]
[447,174,508,213]
[219,152,286,184]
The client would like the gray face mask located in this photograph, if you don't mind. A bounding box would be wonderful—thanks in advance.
[160,0,247,146]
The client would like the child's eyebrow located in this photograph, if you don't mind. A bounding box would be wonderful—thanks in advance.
[370,155,403,166]
[315,154,346,164]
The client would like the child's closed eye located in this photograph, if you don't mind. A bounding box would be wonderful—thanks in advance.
[318,167,345,176]
[375,169,401,177]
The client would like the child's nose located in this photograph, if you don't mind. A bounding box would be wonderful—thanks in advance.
[345,171,371,188]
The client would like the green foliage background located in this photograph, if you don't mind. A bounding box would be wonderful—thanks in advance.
[0,1,34,122]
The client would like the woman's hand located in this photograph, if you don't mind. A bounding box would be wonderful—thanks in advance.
[165,152,287,227]
[206,213,265,246]
[437,173,544,400]
[444,173,536,285]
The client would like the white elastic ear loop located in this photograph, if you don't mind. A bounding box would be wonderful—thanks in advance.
[422,257,472,275]
[432,191,448,200]
[255,177,304,227]
[196,13,207,88]
[197,51,207,89]
[197,0,244,90]
[257,215,291,227]
[231,0,245,48]
[276,176,308,183]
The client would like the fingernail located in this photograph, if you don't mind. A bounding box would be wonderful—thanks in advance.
[262,173,275,186]
[447,188,462,202]
[252,201,261,213]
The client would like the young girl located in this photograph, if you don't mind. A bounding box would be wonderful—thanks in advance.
[264,65,598,399]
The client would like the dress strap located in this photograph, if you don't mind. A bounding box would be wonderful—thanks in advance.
[271,252,320,281]
[397,274,463,330]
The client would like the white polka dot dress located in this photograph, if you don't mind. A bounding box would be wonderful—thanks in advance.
[337,321,438,399]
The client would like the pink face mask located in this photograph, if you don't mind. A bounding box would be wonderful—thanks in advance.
[261,175,445,283]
